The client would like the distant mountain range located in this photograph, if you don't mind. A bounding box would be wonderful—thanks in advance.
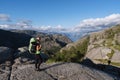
[1,15,120,41]
[1,14,120,41]
[0,24,120,79]
[53,24,120,66]
[0,27,102,42]
[0,29,72,55]
[49,24,120,77]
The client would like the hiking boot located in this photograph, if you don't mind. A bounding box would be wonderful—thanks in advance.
[35,68,40,71]
[35,68,38,71]
[37,68,41,71]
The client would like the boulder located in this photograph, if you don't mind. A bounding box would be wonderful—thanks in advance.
[0,70,10,80]
[0,47,13,63]
[14,47,35,64]
[86,47,111,63]
[111,50,120,63]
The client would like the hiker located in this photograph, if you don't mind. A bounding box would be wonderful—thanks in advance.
[107,59,111,65]
[29,36,42,71]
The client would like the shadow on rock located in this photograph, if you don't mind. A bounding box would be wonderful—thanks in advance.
[81,58,120,79]
[14,50,34,60]
[40,52,49,63]
[41,62,65,71]
[14,47,50,65]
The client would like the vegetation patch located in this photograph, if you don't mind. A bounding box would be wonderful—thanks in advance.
[105,29,114,39]
[95,59,108,64]
[113,45,120,51]
[93,44,101,48]
[48,36,90,63]
[104,39,113,47]
[107,49,114,59]
[111,62,120,67]
[95,59,120,67]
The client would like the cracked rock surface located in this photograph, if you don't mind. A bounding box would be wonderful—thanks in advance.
[10,63,116,80]
[0,47,119,80]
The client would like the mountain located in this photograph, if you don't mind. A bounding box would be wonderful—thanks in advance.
[10,29,72,54]
[0,29,72,60]
[0,27,119,80]
[86,24,120,65]
[50,25,120,77]
[0,45,117,80]
[0,24,117,42]
[0,46,116,80]
[52,24,120,64]
[0,24,111,42]
[0,29,31,49]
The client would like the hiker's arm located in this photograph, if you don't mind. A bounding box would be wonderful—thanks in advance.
[36,45,41,51]
[39,45,42,49]
[38,45,41,50]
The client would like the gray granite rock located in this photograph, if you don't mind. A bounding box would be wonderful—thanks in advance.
[0,63,11,80]
[0,47,13,64]
[10,63,117,80]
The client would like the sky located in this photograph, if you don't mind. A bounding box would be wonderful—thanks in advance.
[0,0,120,32]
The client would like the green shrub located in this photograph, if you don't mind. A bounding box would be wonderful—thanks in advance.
[44,46,61,56]
[113,45,120,51]
[95,59,108,64]
[105,29,114,39]
[49,36,90,62]
[107,49,114,59]
[111,62,120,67]
[105,39,113,47]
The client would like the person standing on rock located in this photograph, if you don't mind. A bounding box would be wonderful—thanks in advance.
[29,36,42,71]
[107,59,111,65]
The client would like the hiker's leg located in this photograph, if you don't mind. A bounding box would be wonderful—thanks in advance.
[38,55,42,70]
[35,54,39,69]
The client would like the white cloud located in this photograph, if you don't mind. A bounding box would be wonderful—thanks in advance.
[0,24,9,29]
[16,20,32,29]
[1,13,120,41]
[0,14,11,21]
[1,13,120,34]
[36,25,51,31]
[51,25,67,31]
[72,13,120,32]
[0,20,33,30]
[35,25,67,32]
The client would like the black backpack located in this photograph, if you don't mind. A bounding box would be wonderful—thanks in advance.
[30,42,37,53]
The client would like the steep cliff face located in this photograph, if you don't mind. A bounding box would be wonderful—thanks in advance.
[47,25,120,78]
[86,25,120,66]
[52,25,120,68]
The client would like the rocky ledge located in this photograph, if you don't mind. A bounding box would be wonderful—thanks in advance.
[0,46,119,80]
[9,62,117,80]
